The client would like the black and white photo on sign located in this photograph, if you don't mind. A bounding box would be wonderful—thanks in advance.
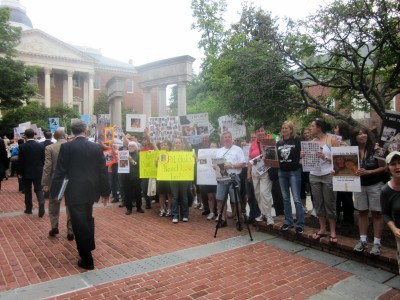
[301,141,321,172]
[375,111,400,160]
[331,146,361,192]
[118,150,130,173]
[211,157,230,181]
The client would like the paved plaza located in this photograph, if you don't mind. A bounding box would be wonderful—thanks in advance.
[0,177,399,300]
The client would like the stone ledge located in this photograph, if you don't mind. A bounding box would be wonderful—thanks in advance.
[256,217,399,274]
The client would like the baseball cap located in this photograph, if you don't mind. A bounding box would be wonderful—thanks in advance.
[385,151,400,164]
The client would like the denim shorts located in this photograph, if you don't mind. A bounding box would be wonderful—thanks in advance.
[216,174,241,203]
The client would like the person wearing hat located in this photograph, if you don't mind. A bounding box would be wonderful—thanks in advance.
[381,151,400,274]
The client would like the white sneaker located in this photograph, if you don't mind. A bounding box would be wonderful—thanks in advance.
[159,210,166,217]
[215,214,220,222]
[207,212,215,220]
[255,215,264,222]
[182,217,189,222]
[310,208,317,217]
[199,204,204,210]
[266,215,274,225]
[172,218,178,223]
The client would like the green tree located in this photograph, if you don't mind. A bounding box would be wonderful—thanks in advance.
[0,102,80,137]
[277,0,400,124]
[0,7,37,109]
[93,91,109,115]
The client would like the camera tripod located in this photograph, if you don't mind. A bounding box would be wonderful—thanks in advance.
[214,174,253,241]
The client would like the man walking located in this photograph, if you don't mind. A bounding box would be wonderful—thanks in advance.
[42,128,74,240]
[51,120,110,270]
[18,128,45,217]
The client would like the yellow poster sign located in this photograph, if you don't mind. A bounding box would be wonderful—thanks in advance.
[139,151,158,178]
[157,151,195,181]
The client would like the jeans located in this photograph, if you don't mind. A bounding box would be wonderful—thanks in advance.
[170,181,190,219]
[278,168,304,228]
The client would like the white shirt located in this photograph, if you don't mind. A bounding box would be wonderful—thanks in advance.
[216,145,245,175]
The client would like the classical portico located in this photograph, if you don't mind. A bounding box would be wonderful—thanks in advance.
[15,29,96,114]
[136,55,195,118]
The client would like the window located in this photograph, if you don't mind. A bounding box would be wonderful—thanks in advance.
[73,74,81,88]
[127,79,134,93]
[94,75,101,90]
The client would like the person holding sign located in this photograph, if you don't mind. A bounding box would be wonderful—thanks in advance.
[350,127,386,256]
[277,121,305,234]
[309,119,340,244]
[247,125,274,225]
[157,140,172,217]
[215,131,246,228]
[381,152,400,274]
[170,138,192,223]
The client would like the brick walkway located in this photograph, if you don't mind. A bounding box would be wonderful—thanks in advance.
[0,177,399,299]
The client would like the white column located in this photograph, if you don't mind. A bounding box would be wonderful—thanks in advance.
[88,72,94,115]
[113,97,122,128]
[157,85,167,117]
[143,88,152,119]
[177,82,187,116]
[44,68,52,108]
[67,70,74,107]
[83,77,89,114]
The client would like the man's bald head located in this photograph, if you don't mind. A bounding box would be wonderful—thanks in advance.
[54,128,66,140]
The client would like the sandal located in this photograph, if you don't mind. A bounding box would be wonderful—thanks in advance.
[312,232,327,240]
[329,236,338,244]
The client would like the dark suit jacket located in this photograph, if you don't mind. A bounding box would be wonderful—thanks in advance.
[18,140,45,179]
[41,140,53,148]
[51,136,110,205]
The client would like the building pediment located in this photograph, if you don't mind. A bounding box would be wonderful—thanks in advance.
[16,29,95,63]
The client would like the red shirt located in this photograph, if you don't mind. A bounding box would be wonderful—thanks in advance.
[249,140,262,160]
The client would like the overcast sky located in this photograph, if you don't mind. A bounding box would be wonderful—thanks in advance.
[22,0,327,73]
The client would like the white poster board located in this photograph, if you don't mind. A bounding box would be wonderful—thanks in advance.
[301,141,321,172]
[196,148,219,185]
[118,150,130,173]
[126,114,146,132]
[332,146,361,192]
[218,115,246,139]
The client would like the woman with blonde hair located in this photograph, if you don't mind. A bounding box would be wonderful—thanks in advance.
[277,120,305,233]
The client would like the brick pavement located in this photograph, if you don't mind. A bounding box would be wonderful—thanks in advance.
[0,177,399,299]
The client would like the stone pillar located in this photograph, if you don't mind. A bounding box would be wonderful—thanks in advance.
[109,101,114,124]
[44,68,52,108]
[177,82,187,116]
[143,88,152,119]
[88,72,94,115]
[67,70,74,107]
[111,97,122,128]
[157,84,167,117]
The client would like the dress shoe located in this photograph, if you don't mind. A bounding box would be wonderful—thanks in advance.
[24,210,32,214]
[49,228,59,237]
[77,259,94,270]
[125,209,132,215]
[67,233,74,241]
[118,202,125,208]
[202,210,210,215]
[137,208,144,213]
[146,204,151,209]
[111,198,119,203]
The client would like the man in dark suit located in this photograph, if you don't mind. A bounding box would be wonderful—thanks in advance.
[18,129,45,217]
[41,131,53,148]
[52,120,110,270]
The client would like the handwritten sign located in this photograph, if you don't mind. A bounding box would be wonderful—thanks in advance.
[157,152,195,181]
[139,151,158,178]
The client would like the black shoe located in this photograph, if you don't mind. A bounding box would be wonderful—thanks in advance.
[202,210,210,215]
[49,228,59,237]
[67,233,74,241]
[24,210,32,214]
[217,220,227,228]
[137,208,144,213]
[125,209,132,215]
[38,209,45,218]
[280,224,294,231]
[146,205,151,209]
[77,259,94,270]
[295,227,304,234]
[111,199,119,203]
[118,202,125,208]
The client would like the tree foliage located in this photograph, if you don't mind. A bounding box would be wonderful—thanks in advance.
[0,102,80,137]
[0,7,37,109]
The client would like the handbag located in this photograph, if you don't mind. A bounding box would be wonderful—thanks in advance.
[147,178,157,197]
[267,167,279,181]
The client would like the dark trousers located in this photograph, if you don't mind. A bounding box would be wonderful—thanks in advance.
[336,191,354,224]
[109,166,119,200]
[23,177,44,212]
[124,177,142,211]
[271,179,284,216]
[69,203,94,264]
[245,179,261,220]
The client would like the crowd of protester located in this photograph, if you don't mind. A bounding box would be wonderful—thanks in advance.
[1,117,400,273]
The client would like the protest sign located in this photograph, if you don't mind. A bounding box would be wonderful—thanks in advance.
[103,149,116,167]
[218,115,246,139]
[157,151,194,181]
[180,113,210,145]
[126,114,146,132]
[139,150,159,178]
[49,118,60,133]
[301,141,321,172]
[375,110,400,160]
[332,146,361,192]
[261,138,279,168]
[196,148,219,185]
[118,150,130,173]
[104,127,114,144]
[148,116,181,143]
